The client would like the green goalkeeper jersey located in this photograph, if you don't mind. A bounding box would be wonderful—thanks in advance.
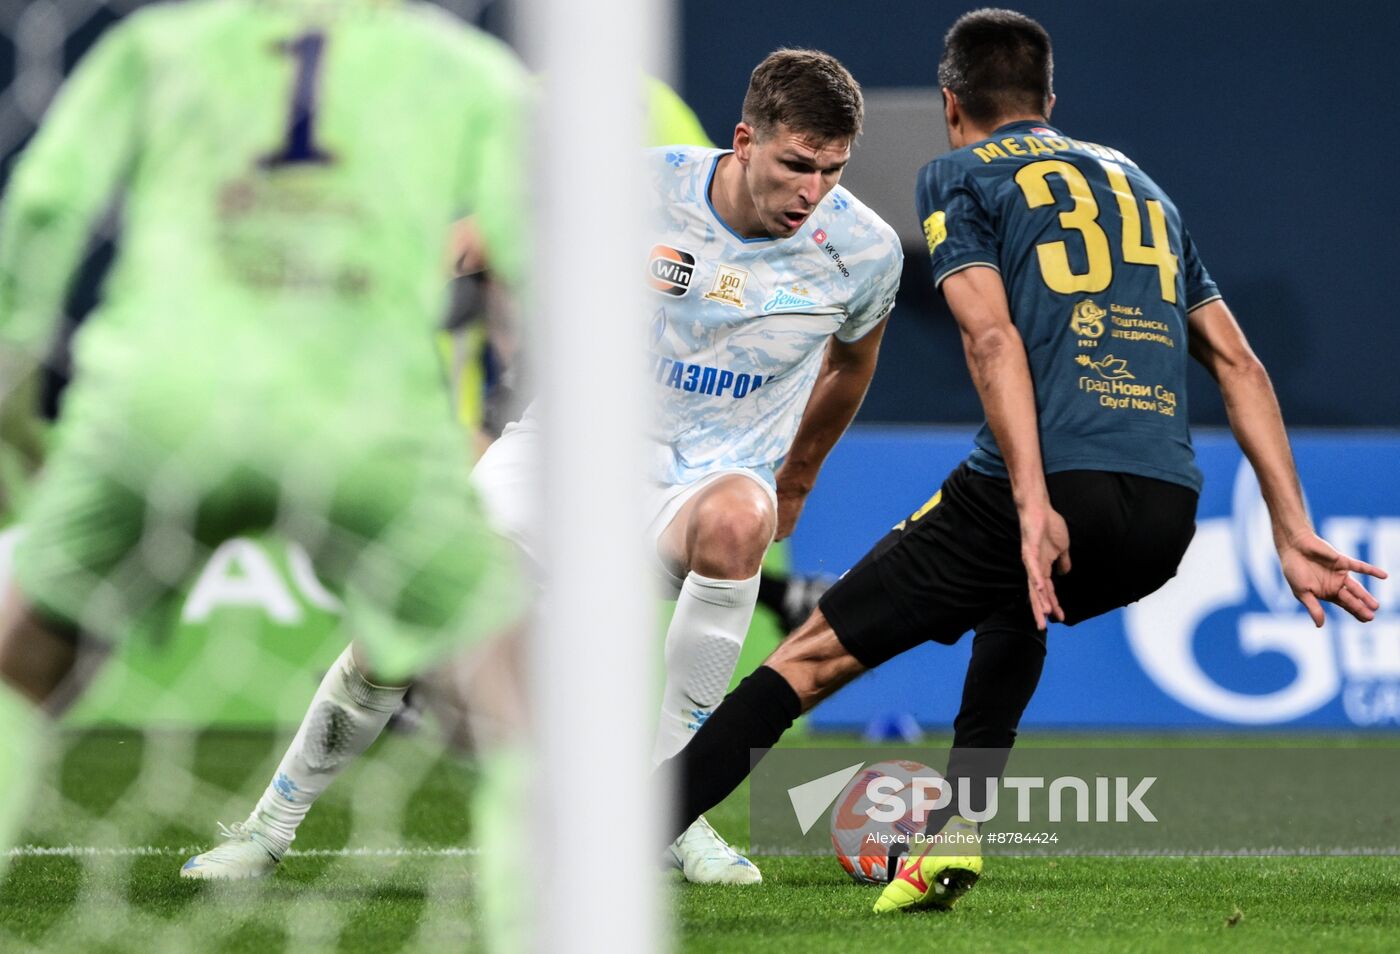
[0,0,528,430]
[0,0,532,677]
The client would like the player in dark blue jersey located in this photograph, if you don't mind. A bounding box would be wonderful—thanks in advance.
[916,118,1213,492]
[653,7,1387,915]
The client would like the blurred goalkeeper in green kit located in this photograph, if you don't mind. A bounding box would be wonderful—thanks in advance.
[0,0,530,857]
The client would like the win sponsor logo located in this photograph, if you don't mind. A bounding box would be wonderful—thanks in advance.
[648,244,695,297]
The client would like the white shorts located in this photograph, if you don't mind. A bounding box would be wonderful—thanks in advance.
[469,415,545,567]
[469,416,776,598]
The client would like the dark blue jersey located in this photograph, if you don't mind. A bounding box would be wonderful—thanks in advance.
[916,120,1219,492]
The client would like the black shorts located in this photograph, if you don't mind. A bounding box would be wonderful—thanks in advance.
[819,463,1198,669]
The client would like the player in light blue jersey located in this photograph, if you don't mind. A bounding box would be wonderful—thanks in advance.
[644,142,899,489]
[470,49,903,883]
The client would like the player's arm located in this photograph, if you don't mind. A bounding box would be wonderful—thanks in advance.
[942,266,1069,629]
[0,21,142,512]
[453,40,531,293]
[774,318,888,539]
[0,371,44,517]
[1187,299,1385,623]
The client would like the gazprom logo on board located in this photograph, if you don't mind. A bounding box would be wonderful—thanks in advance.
[1125,459,1400,726]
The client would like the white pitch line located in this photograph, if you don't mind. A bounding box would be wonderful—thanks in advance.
[15,845,1398,861]
[8,845,478,858]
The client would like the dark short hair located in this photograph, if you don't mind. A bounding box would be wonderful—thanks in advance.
[741,49,863,143]
[938,9,1053,125]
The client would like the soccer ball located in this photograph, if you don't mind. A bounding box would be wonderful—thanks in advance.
[829,759,942,884]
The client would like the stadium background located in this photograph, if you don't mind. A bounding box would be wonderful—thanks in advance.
[1,0,1397,732]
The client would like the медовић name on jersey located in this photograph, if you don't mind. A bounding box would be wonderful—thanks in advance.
[972,130,1139,167]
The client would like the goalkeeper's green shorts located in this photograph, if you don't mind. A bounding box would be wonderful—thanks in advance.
[12,398,525,684]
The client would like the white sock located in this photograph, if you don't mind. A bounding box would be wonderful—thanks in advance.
[652,571,760,764]
[248,646,407,853]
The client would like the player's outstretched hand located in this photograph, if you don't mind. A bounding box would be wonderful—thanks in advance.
[1279,532,1387,626]
[1020,503,1071,630]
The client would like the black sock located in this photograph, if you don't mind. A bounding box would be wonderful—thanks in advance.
[668,665,801,840]
[925,608,1046,836]
[755,571,789,616]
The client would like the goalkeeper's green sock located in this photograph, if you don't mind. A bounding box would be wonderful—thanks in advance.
[472,744,529,953]
[0,680,48,864]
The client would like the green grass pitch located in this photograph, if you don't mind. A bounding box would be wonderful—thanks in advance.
[3,729,1399,953]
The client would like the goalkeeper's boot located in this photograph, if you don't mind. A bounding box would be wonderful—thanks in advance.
[873,815,982,914]
[668,815,762,885]
[180,820,283,880]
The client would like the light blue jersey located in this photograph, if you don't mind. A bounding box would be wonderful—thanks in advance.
[646,147,902,487]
